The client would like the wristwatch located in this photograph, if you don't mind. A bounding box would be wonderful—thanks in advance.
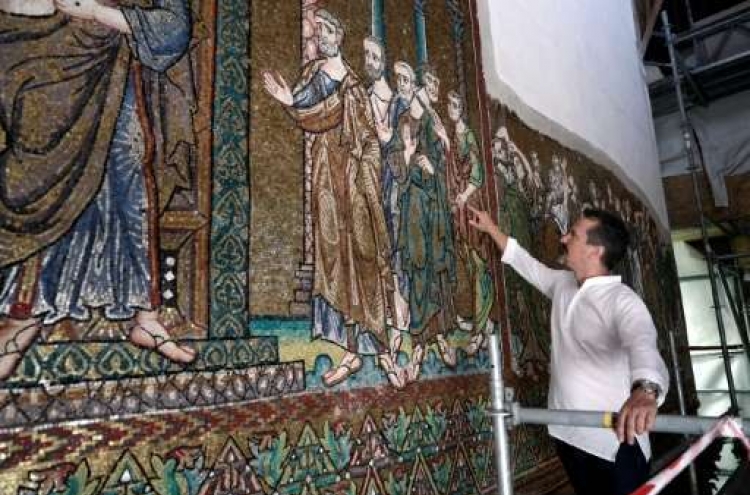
[631,379,662,400]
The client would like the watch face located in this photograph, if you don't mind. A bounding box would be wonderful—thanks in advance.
[633,380,660,397]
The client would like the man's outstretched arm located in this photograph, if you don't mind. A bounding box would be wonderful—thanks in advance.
[468,206,565,299]
[467,206,508,251]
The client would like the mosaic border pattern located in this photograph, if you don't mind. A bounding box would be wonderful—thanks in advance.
[210,0,252,338]
[0,337,280,388]
[0,361,304,429]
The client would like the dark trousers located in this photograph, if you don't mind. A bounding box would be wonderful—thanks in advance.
[555,439,650,495]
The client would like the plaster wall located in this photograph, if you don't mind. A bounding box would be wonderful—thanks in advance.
[476,0,668,229]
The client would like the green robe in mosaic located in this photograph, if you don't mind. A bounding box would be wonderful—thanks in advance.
[396,108,456,342]
[448,126,493,333]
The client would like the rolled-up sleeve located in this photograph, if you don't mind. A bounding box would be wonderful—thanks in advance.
[615,292,670,405]
[501,237,567,299]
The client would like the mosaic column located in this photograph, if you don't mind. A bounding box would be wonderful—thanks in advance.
[414,0,428,80]
[288,0,321,316]
[211,0,251,337]
[447,0,467,103]
[372,0,385,40]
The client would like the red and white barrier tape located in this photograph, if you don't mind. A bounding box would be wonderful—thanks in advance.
[630,417,749,495]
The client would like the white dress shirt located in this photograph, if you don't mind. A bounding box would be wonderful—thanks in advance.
[502,237,670,461]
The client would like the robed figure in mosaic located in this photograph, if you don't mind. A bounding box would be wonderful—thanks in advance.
[446,91,494,357]
[491,127,549,395]
[263,9,402,388]
[391,61,457,382]
[0,0,198,380]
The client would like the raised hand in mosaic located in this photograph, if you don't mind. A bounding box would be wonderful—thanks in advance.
[263,9,404,389]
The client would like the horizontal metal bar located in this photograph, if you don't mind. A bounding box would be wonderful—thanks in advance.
[689,344,745,351]
[697,390,750,395]
[714,252,750,261]
[503,405,748,436]
[672,8,750,45]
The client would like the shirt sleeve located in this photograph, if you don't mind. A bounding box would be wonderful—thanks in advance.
[501,237,567,299]
[615,290,670,405]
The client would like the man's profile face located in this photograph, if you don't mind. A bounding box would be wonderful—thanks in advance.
[396,68,414,99]
[561,217,601,273]
[447,95,462,123]
[364,39,384,81]
[424,72,439,103]
[493,135,509,163]
[316,17,340,57]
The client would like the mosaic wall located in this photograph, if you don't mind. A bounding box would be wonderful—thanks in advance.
[0,0,692,493]
[488,103,698,478]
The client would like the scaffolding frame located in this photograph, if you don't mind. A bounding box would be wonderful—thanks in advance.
[661,9,750,417]
[487,334,750,495]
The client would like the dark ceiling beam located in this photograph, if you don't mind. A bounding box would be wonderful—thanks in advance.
[640,0,666,57]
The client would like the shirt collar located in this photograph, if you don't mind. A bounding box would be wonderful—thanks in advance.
[579,275,621,289]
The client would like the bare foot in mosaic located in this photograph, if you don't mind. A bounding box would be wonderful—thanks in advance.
[0,317,41,380]
[378,353,405,389]
[436,334,457,368]
[129,310,196,364]
[405,343,425,384]
[322,351,362,387]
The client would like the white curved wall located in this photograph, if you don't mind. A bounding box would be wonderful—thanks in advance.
[476,0,668,229]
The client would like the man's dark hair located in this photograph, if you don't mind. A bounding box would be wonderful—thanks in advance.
[582,208,630,270]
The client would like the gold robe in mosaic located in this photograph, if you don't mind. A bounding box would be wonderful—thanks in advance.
[287,59,393,344]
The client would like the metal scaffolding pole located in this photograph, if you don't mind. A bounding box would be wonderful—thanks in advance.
[662,10,740,413]
[511,406,749,436]
[717,264,750,364]
[668,325,700,495]
[489,333,513,495]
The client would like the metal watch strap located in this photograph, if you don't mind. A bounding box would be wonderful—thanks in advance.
[631,379,662,400]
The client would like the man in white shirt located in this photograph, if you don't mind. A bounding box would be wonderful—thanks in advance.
[469,206,669,495]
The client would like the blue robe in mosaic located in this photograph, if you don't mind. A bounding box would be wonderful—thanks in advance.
[0,0,192,324]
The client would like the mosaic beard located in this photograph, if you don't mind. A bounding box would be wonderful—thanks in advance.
[365,64,383,82]
[318,40,339,58]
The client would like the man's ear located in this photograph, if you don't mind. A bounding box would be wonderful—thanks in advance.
[593,245,606,266]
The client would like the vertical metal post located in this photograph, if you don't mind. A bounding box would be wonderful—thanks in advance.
[662,11,739,413]
[489,333,513,495]
[732,260,750,358]
[718,265,750,365]
[668,328,700,495]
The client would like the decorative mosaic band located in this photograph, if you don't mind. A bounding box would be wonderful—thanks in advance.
[0,374,564,495]
[0,336,280,387]
[0,361,304,429]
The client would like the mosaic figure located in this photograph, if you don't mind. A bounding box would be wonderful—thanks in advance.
[546,155,571,235]
[262,9,402,388]
[363,35,410,337]
[391,62,457,381]
[0,0,198,380]
[446,90,494,356]
[492,127,552,388]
